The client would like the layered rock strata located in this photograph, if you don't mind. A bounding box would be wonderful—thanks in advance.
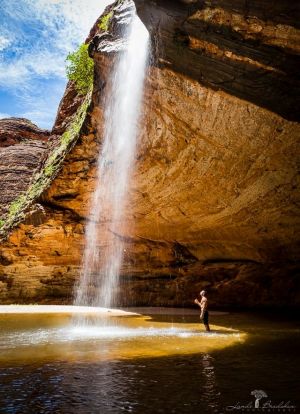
[0,0,299,308]
[0,118,49,218]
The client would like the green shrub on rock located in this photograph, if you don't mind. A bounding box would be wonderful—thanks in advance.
[98,11,113,31]
[0,91,91,240]
[66,44,94,95]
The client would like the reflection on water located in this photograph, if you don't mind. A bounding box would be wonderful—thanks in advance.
[0,310,299,413]
[201,354,220,413]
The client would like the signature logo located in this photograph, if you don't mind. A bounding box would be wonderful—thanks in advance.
[251,390,268,408]
[226,389,296,412]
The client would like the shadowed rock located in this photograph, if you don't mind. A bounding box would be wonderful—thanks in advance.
[135,0,300,121]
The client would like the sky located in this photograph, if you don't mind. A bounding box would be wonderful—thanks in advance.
[0,0,113,129]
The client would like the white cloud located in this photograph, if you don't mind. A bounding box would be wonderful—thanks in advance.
[3,0,113,53]
[21,109,55,129]
[0,35,11,51]
[0,0,113,86]
[0,45,67,89]
[15,77,68,129]
[0,0,113,128]
[0,59,30,88]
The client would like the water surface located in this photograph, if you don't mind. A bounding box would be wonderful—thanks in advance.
[0,309,299,413]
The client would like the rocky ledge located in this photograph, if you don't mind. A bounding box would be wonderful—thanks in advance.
[0,0,299,308]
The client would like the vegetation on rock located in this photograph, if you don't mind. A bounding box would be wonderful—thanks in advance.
[0,91,92,240]
[66,44,94,95]
[98,11,113,31]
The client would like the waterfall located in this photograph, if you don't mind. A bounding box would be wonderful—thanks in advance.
[74,3,149,310]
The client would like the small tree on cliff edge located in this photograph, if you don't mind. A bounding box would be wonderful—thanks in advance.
[66,43,94,95]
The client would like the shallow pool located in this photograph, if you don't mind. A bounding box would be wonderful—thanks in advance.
[0,308,299,413]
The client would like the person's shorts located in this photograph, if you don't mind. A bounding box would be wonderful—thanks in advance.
[203,310,209,325]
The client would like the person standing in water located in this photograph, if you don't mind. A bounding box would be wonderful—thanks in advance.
[194,290,210,331]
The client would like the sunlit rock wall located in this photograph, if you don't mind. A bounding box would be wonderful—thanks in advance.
[0,0,299,308]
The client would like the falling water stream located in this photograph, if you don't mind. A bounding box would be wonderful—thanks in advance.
[74,3,149,311]
[2,3,299,413]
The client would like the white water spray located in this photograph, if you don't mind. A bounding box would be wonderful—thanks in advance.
[75,3,149,309]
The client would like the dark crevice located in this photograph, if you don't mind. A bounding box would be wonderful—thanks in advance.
[202,258,261,265]
[121,274,178,282]
[164,37,299,121]
[52,192,79,201]
[39,200,85,222]
[178,23,299,75]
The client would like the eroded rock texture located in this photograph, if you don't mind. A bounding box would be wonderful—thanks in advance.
[0,0,299,308]
[0,118,49,217]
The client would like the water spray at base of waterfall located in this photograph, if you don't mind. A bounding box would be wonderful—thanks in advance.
[74,2,149,321]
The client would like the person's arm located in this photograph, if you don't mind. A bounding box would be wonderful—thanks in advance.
[194,298,201,307]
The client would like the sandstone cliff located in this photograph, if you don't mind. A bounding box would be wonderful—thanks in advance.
[0,118,49,218]
[0,0,299,308]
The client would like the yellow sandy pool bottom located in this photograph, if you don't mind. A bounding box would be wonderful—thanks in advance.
[0,308,246,365]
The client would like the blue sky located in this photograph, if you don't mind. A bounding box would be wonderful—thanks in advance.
[0,0,112,129]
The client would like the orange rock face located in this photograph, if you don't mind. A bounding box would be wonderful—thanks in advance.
[0,0,299,308]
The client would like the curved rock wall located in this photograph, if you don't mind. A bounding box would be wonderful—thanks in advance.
[0,0,299,308]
